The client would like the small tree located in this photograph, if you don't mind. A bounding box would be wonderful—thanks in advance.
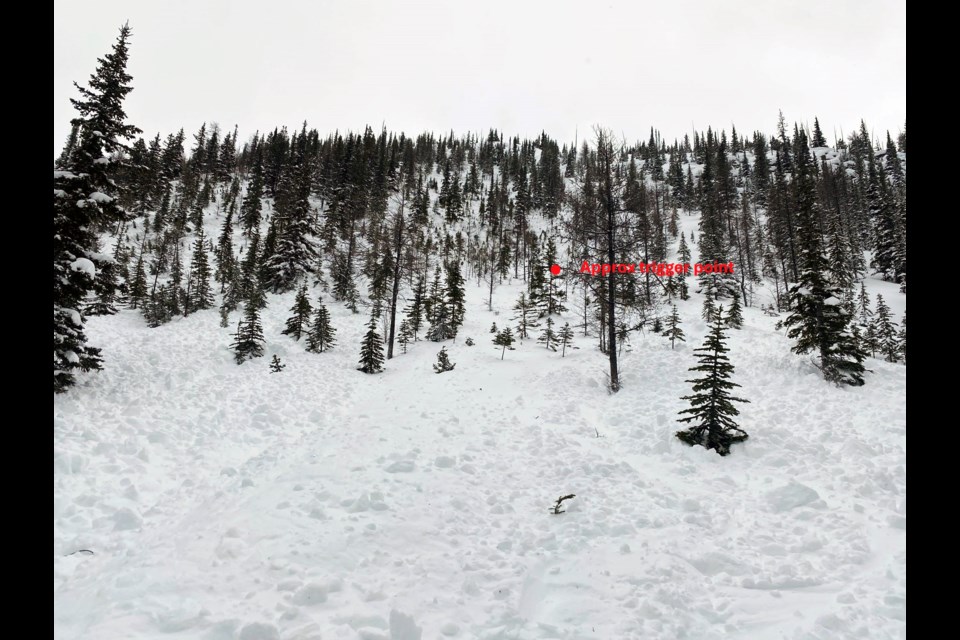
[269,355,285,373]
[493,327,515,360]
[358,312,385,373]
[512,293,538,341]
[538,316,559,351]
[726,290,743,329]
[559,322,575,357]
[490,322,498,334]
[232,279,266,364]
[675,307,750,456]
[873,294,899,363]
[433,346,456,373]
[306,298,336,353]
[282,282,313,341]
[665,304,686,350]
[397,319,412,354]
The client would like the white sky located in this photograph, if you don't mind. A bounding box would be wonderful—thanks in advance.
[54,0,905,155]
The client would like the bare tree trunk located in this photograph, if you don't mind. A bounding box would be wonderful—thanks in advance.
[386,191,406,360]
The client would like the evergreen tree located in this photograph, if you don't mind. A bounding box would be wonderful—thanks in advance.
[306,298,336,353]
[512,292,539,341]
[358,312,385,373]
[493,327,515,359]
[127,249,148,309]
[538,316,558,351]
[269,355,286,373]
[186,228,214,314]
[872,294,899,363]
[726,290,743,329]
[397,319,412,354]
[665,304,686,349]
[811,117,827,148]
[558,322,575,357]
[54,23,141,392]
[675,308,750,456]
[445,260,466,332]
[232,278,266,364]
[433,346,456,373]
[897,313,906,364]
[404,275,426,341]
[282,283,313,341]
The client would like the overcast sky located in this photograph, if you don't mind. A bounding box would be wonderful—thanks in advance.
[54,0,905,155]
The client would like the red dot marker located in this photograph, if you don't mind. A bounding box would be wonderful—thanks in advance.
[550,264,562,276]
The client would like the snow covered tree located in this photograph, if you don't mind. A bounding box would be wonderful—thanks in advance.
[445,260,466,332]
[306,298,336,353]
[676,308,750,456]
[185,227,214,314]
[269,355,285,373]
[232,278,266,364]
[127,249,148,309]
[494,327,515,360]
[665,304,685,350]
[432,346,456,373]
[281,283,313,341]
[873,294,899,363]
[358,312,385,373]
[897,313,906,364]
[512,292,539,341]
[558,322,574,357]
[54,23,141,392]
[725,290,743,329]
[404,274,426,341]
[538,316,558,351]
[397,319,412,354]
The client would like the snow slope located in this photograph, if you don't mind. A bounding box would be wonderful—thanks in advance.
[54,248,906,639]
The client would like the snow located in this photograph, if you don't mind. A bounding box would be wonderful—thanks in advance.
[824,296,841,306]
[54,170,78,179]
[54,164,905,639]
[69,257,96,278]
[88,191,113,203]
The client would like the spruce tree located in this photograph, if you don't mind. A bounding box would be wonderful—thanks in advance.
[306,298,336,353]
[186,228,214,314]
[444,260,466,333]
[512,293,539,341]
[676,308,750,456]
[558,322,574,357]
[358,312,385,373]
[665,304,686,350]
[493,327,515,360]
[127,249,148,309]
[726,290,744,329]
[873,294,899,363]
[269,355,286,373]
[538,316,558,351]
[232,278,266,364]
[397,319,412,354]
[54,23,141,392]
[433,346,456,373]
[404,275,426,341]
[897,313,906,364]
[282,283,313,341]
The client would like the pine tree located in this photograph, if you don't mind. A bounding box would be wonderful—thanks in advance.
[186,228,214,314]
[558,322,575,357]
[232,278,266,364]
[726,290,743,329]
[127,249,148,309]
[358,312,385,373]
[397,319,412,354]
[306,298,336,353]
[54,23,141,392]
[512,293,539,341]
[665,304,686,350]
[404,275,426,341]
[675,308,750,456]
[444,260,466,332]
[269,355,286,373]
[538,316,558,351]
[282,283,313,341]
[873,294,899,363]
[897,313,906,364]
[493,327,515,360]
[433,346,456,373]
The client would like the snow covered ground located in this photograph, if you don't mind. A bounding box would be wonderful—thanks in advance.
[55,191,906,639]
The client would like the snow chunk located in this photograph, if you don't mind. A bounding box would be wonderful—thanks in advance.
[88,191,113,203]
[824,296,841,306]
[389,610,422,640]
[54,189,67,198]
[112,507,142,531]
[238,622,280,640]
[70,258,96,278]
[292,583,328,605]
[385,460,415,473]
[53,170,77,179]
[765,482,821,513]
